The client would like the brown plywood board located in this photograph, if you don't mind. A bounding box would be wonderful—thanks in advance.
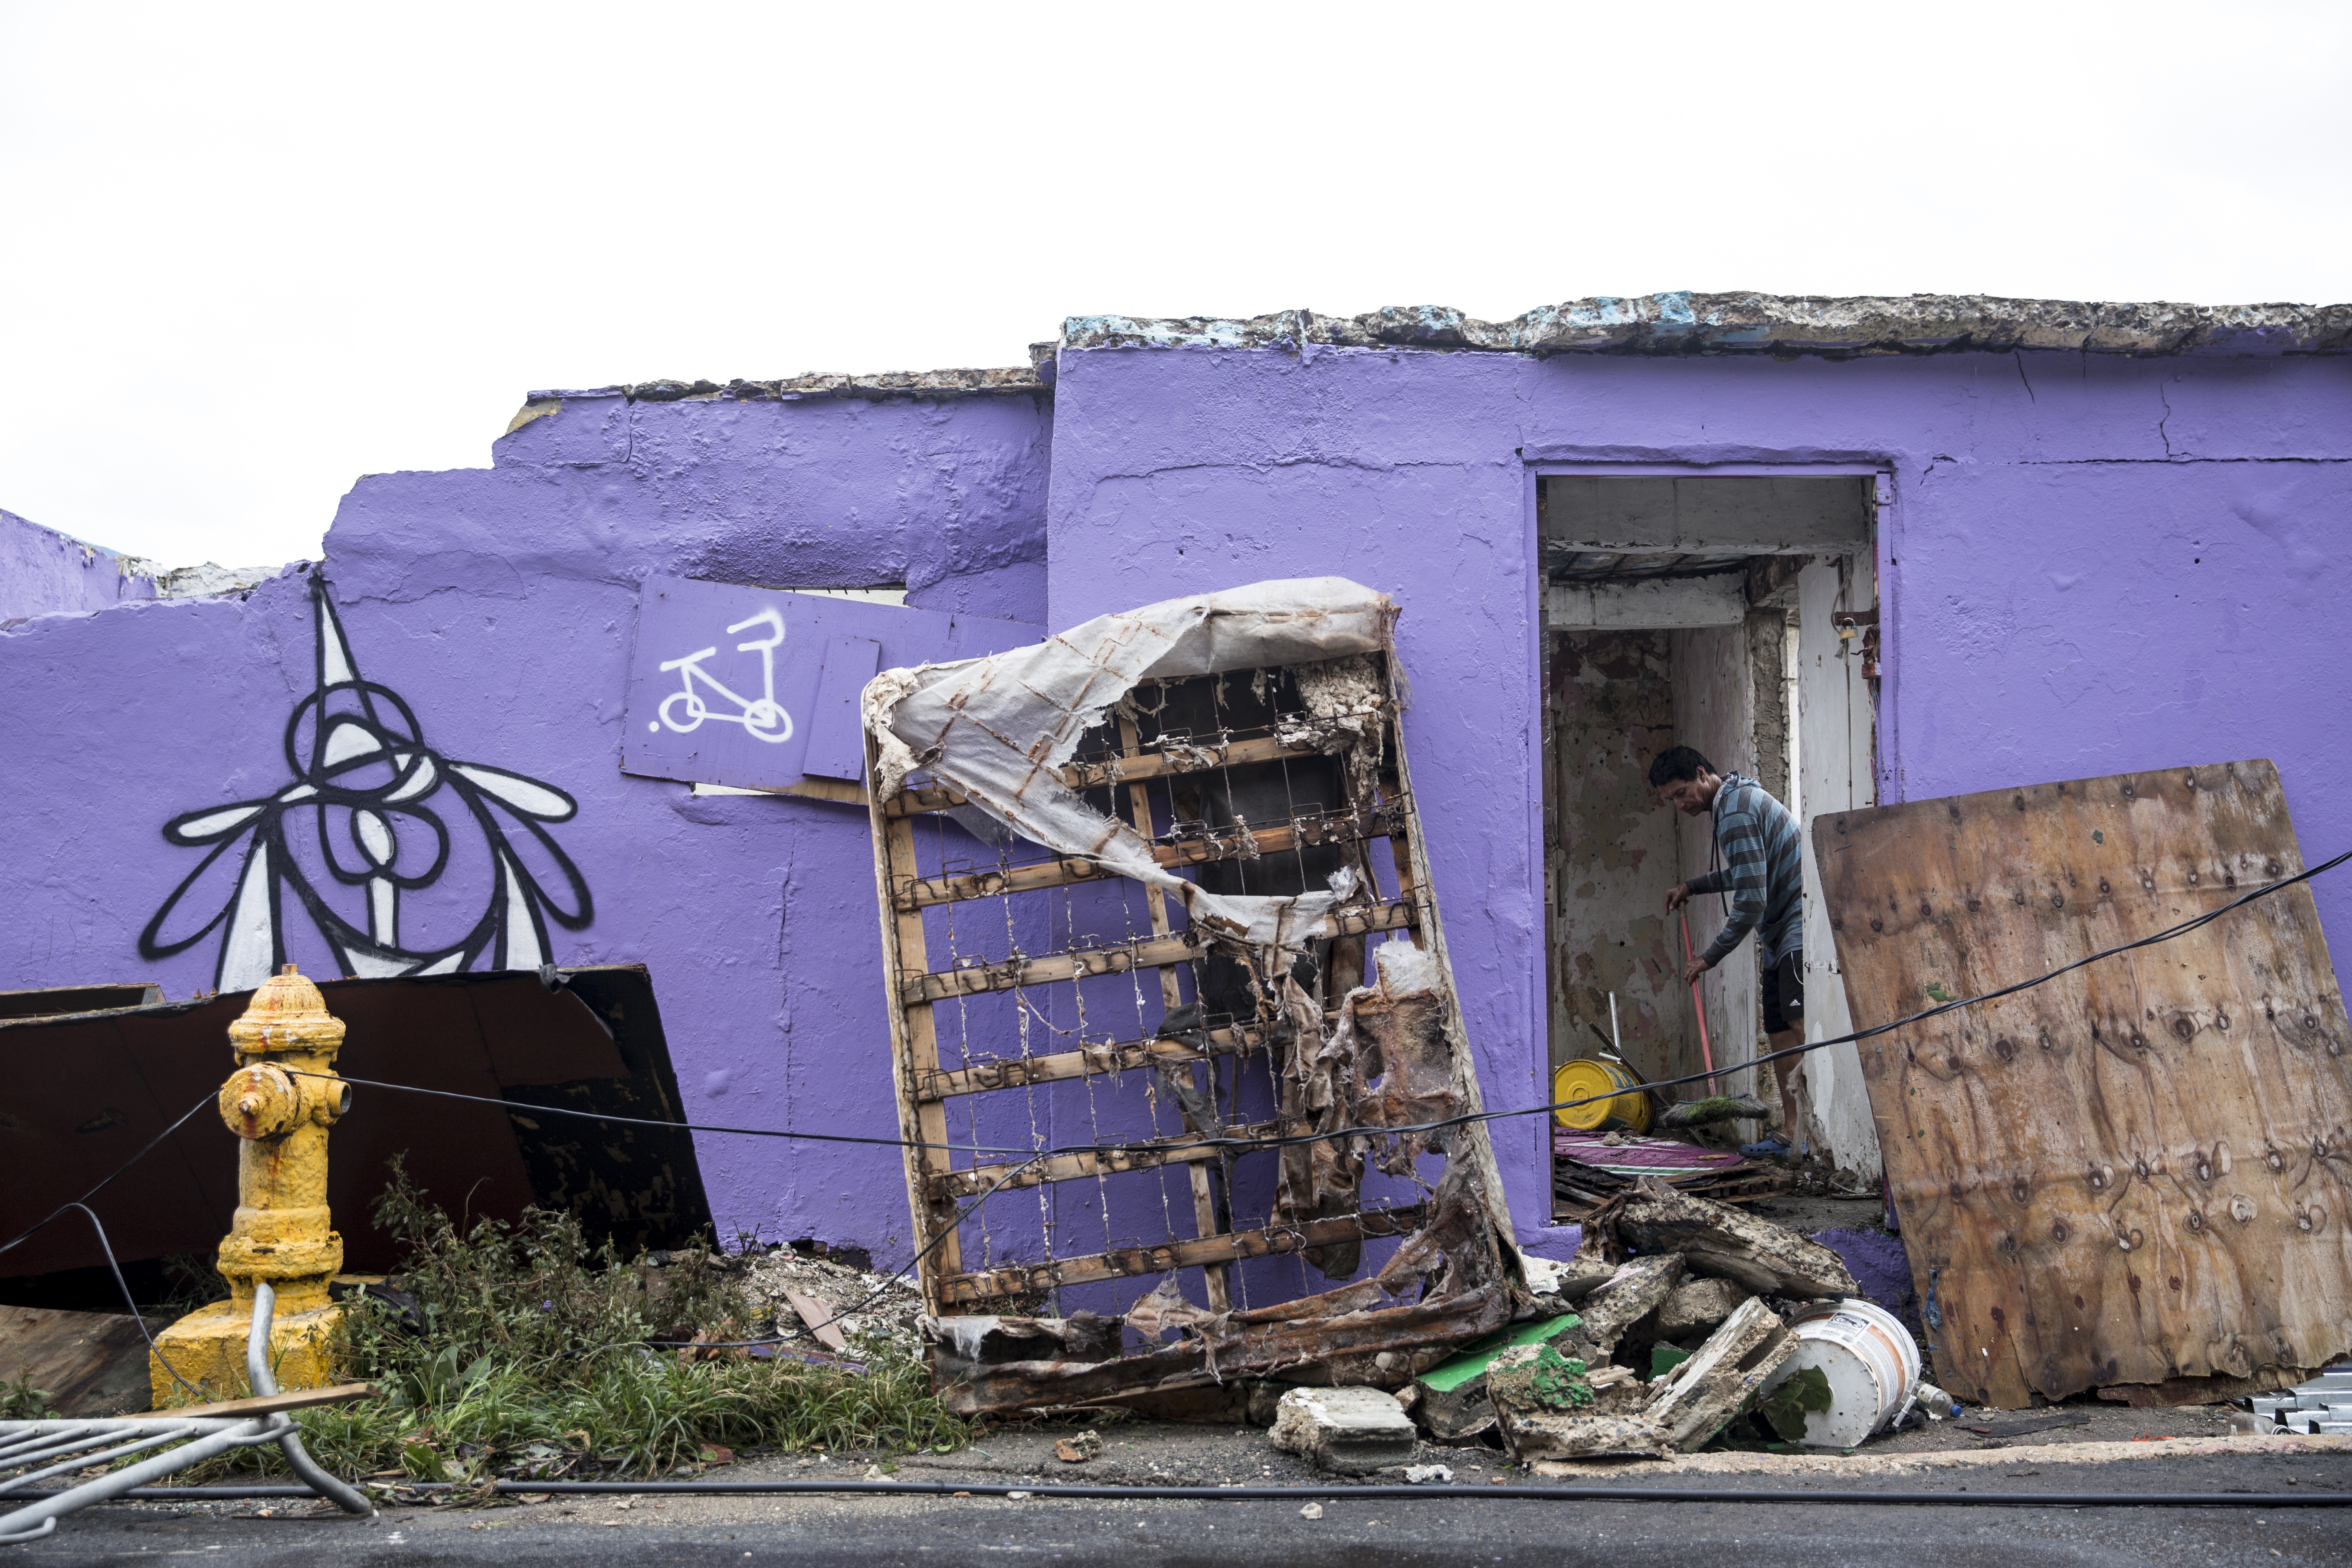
[1815,759,2352,1408]
[0,1304,167,1415]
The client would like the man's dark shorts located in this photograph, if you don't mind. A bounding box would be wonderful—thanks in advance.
[1763,951,1805,1035]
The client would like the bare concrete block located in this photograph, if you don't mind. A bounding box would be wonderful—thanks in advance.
[1269,1386,1418,1475]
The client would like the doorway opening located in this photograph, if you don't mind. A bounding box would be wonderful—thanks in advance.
[1538,475,1882,1209]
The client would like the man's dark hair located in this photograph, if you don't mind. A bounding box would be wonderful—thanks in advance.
[1647,746,1716,788]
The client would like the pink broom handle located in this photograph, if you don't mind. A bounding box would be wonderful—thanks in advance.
[1680,908,1719,1094]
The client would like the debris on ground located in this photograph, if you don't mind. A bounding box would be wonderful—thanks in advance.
[1552,1126,1786,1217]
[2247,1365,2352,1434]
[1268,1386,1418,1475]
[1052,1430,1102,1463]
[743,1248,925,1355]
[1401,1176,1923,1462]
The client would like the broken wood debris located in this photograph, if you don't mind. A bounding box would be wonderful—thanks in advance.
[868,582,1520,1414]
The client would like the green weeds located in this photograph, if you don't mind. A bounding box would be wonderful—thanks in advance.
[185,1159,962,1479]
[1,1370,53,1420]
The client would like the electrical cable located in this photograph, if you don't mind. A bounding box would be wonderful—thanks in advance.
[48,1477,2352,1508]
[285,843,2352,1167]
[18,845,2346,1362]
[45,1203,202,1399]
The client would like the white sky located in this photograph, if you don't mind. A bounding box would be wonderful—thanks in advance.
[2,1,2346,569]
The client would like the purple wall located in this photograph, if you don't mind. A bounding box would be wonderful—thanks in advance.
[1044,342,2352,1252]
[7,339,2350,1271]
[1,508,156,622]
[0,388,1049,1262]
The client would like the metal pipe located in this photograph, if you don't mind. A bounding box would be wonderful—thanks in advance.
[0,1428,239,1495]
[245,1282,372,1517]
[0,1419,289,1545]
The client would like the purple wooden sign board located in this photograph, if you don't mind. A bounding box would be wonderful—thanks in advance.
[622,577,1041,792]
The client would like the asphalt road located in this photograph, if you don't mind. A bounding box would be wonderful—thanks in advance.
[15,1452,2352,1568]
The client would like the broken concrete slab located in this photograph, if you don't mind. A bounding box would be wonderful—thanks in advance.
[1495,1405,1669,1460]
[1569,1252,1686,1353]
[1486,1342,1642,1423]
[1651,1277,1753,1339]
[1268,1386,1418,1475]
[1410,1380,1498,1444]
[1613,1178,1857,1298]
[1551,1247,1618,1303]
[1645,1296,1798,1451]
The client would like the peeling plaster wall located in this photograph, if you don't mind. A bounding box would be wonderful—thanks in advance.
[0,507,157,621]
[1545,632,1691,1080]
[1671,621,1761,1102]
[0,389,1051,1265]
[1045,341,2352,1253]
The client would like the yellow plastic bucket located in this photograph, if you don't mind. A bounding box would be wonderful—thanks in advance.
[1552,1058,1651,1134]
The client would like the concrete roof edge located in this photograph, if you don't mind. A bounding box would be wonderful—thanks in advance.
[1058,295,2352,358]
[608,368,1048,404]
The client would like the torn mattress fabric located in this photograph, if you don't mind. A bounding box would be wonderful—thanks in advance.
[861,578,1395,951]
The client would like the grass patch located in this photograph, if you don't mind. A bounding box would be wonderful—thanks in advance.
[182,1159,962,1480]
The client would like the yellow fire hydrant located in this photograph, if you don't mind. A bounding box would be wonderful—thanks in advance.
[150,963,354,1404]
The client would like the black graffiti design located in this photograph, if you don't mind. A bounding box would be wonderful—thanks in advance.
[139,571,592,991]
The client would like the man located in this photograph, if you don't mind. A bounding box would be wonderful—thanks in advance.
[1649,745,1808,1156]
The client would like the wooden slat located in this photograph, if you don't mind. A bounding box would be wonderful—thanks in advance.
[931,1116,1291,1199]
[937,1205,1428,1305]
[895,804,1400,910]
[158,1381,379,1420]
[916,1024,1262,1102]
[899,900,1417,1004]
[884,734,1333,818]
[1818,759,2352,1409]
[1118,714,1233,1313]
[874,779,962,1303]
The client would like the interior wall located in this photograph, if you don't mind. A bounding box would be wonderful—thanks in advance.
[1669,622,1759,1099]
[1797,554,1882,1174]
[1544,632,1691,1083]
[1748,608,1793,801]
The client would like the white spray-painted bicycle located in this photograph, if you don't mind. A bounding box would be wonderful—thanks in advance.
[656,607,794,743]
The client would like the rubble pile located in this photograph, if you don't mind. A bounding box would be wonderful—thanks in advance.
[744,1247,926,1355]
[1405,1175,1878,1462]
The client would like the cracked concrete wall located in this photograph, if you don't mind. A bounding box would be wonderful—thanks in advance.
[0,507,159,622]
[1042,340,2352,1254]
[0,389,1052,1266]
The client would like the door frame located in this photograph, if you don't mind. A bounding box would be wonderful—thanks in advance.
[1520,461,1896,1175]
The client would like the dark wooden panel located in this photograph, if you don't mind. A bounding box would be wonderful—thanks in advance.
[1816,759,2352,1408]
[0,967,708,1285]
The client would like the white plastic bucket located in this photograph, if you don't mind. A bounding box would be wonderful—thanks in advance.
[1771,1298,1923,1449]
